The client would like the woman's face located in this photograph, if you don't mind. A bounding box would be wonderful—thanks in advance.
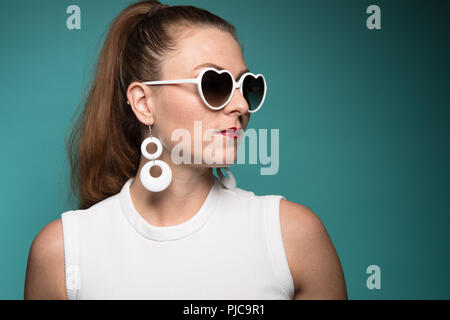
[145,26,251,167]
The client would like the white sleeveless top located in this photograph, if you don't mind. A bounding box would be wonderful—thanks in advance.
[60,176,295,300]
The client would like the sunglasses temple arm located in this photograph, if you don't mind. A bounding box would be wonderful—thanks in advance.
[142,78,198,85]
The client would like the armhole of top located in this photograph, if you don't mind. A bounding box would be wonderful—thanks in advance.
[263,195,295,299]
[60,210,81,300]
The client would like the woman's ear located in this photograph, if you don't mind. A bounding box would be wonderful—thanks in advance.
[127,82,154,126]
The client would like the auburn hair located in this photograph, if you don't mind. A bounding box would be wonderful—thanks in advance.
[66,0,241,209]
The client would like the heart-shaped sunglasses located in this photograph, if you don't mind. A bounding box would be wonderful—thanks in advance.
[139,67,267,113]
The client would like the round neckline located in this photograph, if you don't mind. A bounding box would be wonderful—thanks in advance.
[119,176,222,241]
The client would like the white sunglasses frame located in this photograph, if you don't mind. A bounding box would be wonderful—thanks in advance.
[140,67,267,113]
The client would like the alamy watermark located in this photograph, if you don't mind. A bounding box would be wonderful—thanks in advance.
[366,264,381,290]
[366,5,381,30]
[167,120,279,175]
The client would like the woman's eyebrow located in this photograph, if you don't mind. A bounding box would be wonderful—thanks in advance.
[194,62,250,79]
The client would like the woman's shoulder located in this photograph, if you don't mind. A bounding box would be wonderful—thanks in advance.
[278,199,328,264]
[24,196,116,300]
[278,198,348,299]
[279,199,324,231]
[25,218,66,299]
[278,198,328,268]
[60,193,120,223]
[28,218,64,260]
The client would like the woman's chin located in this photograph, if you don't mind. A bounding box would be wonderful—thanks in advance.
[202,153,237,166]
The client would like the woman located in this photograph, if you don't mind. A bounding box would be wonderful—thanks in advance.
[24,0,347,300]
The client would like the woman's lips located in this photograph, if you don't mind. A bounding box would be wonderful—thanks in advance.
[220,131,238,138]
[217,127,242,138]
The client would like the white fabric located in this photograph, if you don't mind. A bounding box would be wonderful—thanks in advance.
[60,176,295,299]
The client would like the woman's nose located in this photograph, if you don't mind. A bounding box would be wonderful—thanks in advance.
[223,87,249,115]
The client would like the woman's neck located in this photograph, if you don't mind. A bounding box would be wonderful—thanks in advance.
[129,159,216,227]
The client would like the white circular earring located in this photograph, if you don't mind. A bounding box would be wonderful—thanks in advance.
[217,167,236,189]
[140,125,172,192]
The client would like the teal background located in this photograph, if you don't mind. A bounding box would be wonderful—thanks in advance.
[0,0,449,299]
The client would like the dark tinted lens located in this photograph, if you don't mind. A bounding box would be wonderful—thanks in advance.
[242,75,265,111]
[201,70,233,108]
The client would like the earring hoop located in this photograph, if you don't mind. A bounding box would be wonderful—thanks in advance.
[141,136,162,160]
[139,125,172,192]
[217,167,236,189]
